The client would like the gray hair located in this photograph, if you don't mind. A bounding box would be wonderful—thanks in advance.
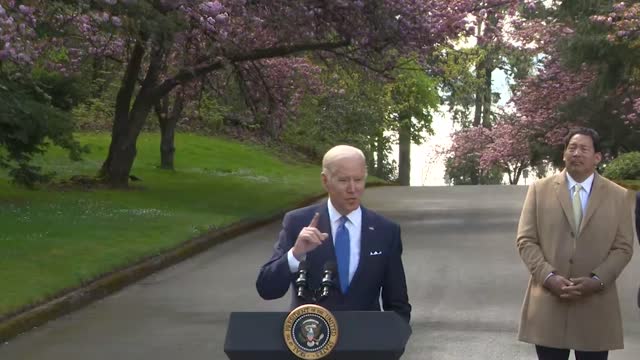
[321,145,367,176]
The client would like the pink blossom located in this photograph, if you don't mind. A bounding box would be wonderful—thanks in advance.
[111,16,122,27]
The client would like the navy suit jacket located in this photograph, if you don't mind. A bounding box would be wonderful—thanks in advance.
[636,191,640,241]
[636,192,640,309]
[256,201,411,323]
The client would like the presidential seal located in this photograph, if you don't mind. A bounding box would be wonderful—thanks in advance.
[283,304,338,359]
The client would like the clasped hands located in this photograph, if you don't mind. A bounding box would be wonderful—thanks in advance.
[545,274,603,300]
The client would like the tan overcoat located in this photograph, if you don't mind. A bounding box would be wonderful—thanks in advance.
[517,171,635,351]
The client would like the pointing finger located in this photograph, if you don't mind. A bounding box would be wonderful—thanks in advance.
[308,212,320,228]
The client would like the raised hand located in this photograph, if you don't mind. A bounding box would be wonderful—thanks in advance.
[291,212,329,260]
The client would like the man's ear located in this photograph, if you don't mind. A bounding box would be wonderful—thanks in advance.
[594,152,603,166]
[321,173,329,191]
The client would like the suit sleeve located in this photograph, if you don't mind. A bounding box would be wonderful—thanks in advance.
[256,213,298,300]
[516,182,556,285]
[381,223,412,323]
[635,192,639,244]
[592,190,634,286]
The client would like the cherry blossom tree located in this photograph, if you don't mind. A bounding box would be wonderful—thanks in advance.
[591,2,640,128]
[96,0,513,188]
[445,3,600,183]
[506,0,640,168]
[4,0,528,187]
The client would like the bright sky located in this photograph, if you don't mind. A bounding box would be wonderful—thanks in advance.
[391,68,513,186]
[391,7,558,186]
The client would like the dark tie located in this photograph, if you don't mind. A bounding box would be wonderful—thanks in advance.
[335,216,351,294]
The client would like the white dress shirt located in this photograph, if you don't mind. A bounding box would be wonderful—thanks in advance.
[544,172,596,284]
[566,172,594,214]
[287,198,362,284]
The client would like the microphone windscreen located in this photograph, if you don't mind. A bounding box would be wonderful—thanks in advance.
[298,260,309,272]
[324,261,337,273]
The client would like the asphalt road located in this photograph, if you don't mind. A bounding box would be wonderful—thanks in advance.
[1,186,638,359]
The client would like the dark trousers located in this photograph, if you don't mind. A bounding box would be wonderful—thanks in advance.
[535,345,608,360]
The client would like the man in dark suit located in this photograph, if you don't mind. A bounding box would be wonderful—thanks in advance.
[636,191,640,308]
[256,145,411,323]
[636,191,639,242]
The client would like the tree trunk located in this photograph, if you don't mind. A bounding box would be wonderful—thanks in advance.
[267,113,283,139]
[473,61,484,128]
[473,20,485,128]
[102,97,157,187]
[364,142,376,176]
[100,40,166,187]
[99,40,145,187]
[398,118,411,186]
[159,121,176,170]
[470,159,480,185]
[507,167,514,185]
[471,58,486,184]
[100,135,137,188]
[376,134,385,179]
[482,60,494,128]
[512,163,525,185]
[156,90,185,170]
[99,39,350,187]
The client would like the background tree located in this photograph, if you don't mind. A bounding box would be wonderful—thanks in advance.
[85,0,490,187]
[387,62,439,185]
[441,1,534,184]
[0,2,90,186]
[283,64,395,179]
[505,0,639,171]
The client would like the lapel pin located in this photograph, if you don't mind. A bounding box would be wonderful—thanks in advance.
[368,226,375,230]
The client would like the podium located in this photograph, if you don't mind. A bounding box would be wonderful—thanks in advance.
[224,310,411,360]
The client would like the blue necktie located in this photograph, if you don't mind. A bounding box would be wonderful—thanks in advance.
[335,216,350,294]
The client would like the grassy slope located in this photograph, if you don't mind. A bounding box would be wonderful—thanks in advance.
[0,133,323,316]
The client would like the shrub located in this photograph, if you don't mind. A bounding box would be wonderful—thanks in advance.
[1,75,85,187]
[603,152,640,180]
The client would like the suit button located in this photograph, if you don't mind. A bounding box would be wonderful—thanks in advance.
[570,232,575,237]
[569,259,574,264]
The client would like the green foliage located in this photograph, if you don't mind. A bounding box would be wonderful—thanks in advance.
[374,150,399,182]
[283,60,440,182]
[443,155,503,185]
[603,151,640,180]
[0,74,86,188]
[551,1,640,156]
[557,0,620,20]
[31,67,90,110]
[438,47,486,126]
[283,66,390,161]
[0,132,323,316]
[73,93,116,131]
[387,60,440,143]
[437,34,532,128]
[198,95,229,132]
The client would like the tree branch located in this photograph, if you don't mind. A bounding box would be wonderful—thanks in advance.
[153,40,350,99]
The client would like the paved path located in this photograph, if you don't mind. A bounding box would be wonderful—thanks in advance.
[1,186,638,359]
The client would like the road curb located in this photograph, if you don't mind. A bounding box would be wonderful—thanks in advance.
[0,192,334,343]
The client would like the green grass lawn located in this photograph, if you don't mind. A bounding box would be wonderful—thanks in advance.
[0,133,325,318]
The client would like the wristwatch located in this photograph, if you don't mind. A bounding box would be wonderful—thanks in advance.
[591,273,605,290]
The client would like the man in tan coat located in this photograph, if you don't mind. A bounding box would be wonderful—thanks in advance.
[517,128,635,360]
